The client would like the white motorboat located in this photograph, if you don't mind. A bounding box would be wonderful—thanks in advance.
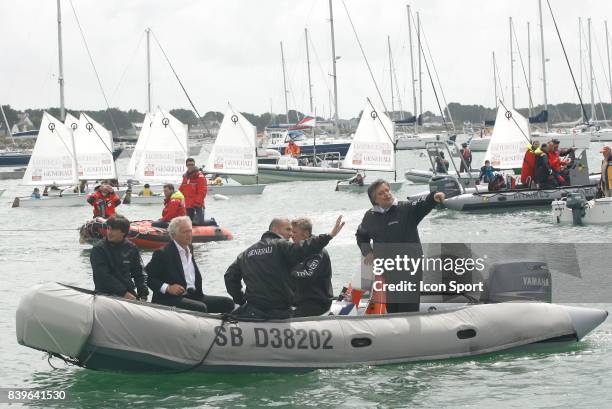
[468,136,491,151]
[530,131,591,149]
[231,156,355,184]
[552,194,612,225]
[395,132,454,150]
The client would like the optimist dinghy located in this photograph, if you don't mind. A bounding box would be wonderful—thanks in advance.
[16,276,607,372]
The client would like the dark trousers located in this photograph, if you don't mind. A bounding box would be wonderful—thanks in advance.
[158,292,234,314]
[151,220,169,228]
[187,207,205,225]
[232,303,292,320]
[293,300,332,317]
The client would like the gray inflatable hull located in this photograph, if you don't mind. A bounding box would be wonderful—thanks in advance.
[16,283,607,372]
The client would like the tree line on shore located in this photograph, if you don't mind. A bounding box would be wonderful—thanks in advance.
[2,102,610,136]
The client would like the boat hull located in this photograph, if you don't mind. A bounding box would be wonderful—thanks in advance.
[552,197,612,224]
[79,218,232,250]
[444,185,598,211]
[336,181,403,192]
[404,169,480,185]
[16,283,607,372]
[232,165,355,184]
[125,185,266,204]
[12,189,127,208]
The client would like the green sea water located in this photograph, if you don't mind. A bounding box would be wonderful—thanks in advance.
[1,146,610,408]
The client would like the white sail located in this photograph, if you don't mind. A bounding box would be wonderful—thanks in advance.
[127,112,153,176]
[484,106,531,169]
[134,109,188,182]
[75,113,116,180]
[206,107,257,175]
[23,112,77,186]
[342,100,395,171]
[64,112,79,132]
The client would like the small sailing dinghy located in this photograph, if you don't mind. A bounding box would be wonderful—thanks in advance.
[335,99,403,192]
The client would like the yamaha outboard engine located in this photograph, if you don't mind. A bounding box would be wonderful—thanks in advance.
[566,192,587,226]
[429,175,462,199]
[482,261,552,303]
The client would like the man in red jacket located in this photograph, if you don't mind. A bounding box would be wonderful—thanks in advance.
[179,158,207,225]
[87,181,121,218]
[152,184,186,228]
[520,141,540,186]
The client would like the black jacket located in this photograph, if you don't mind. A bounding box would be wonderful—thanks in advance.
[356,192,436,256]
[146,242,203,304]
[291,249,333,309]
[90,238,146,297]
[224,231,332,312]
[355,193,437,306]
[535,153,552,184]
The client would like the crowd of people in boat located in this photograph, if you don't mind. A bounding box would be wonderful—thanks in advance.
[89,178,445,319]
[432,138,612,195]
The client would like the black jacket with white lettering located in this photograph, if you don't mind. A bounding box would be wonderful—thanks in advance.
[290,249,333,309]
[356,192,436,259]
[224,231,332,312]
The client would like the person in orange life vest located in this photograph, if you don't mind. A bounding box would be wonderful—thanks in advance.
[520,140,541,186]
[548,139,573,186]
[459,143,472,172]
[284,140,301,157]
[599,146,612,197]
[179,157,207,225]
[152,184,186,228]
[87,181,121,218]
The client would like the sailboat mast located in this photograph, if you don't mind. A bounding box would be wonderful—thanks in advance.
[510,17,515,109]
[328,0,339,137]
[0,105,15,145]
[305,28,316,159]
[588,18,595,121]
[537,0,548,130]
[579,17,583,113]
[388,36,395,119]
[607,21,612,105]
[407,5,418,134]
[493,52,498,107]
[56,0,66,121]
[417,12,423,126]
[305,29,314,113]
[528,21,533,117]
[146,28,152,113]
[280,41,289,125]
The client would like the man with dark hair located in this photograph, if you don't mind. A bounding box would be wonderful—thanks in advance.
[358,179,444,313]
[90,214,148,300]
[87,181,121,218]
[290,218,334,317]
[152,184,186,228]
[179,157,207,225]
[225,216,345,319]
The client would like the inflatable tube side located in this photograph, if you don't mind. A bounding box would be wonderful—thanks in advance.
[16,283,95,358]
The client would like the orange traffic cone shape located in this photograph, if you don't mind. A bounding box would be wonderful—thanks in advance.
[365,275,387,315]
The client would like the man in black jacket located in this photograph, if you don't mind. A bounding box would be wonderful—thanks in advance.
[90,215,148,300]
[290,218,334,317]
[356,179,444,313]
[225,216,344,319]
[146,216,234,313]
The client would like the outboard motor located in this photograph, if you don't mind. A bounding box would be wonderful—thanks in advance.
[429,175,462,199]
[482,261,552,303]
[566,192,587,226]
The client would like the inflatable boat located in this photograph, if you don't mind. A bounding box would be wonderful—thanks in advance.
[16,280,607,373]
[552,194,612,225]
[79,218,233,250]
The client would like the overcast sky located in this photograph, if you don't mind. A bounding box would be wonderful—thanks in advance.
[1,0,611,118]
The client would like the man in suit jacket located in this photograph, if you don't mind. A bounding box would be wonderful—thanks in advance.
[146,216,234,313]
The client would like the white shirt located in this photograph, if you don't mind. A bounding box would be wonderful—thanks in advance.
[160,241,197,294]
